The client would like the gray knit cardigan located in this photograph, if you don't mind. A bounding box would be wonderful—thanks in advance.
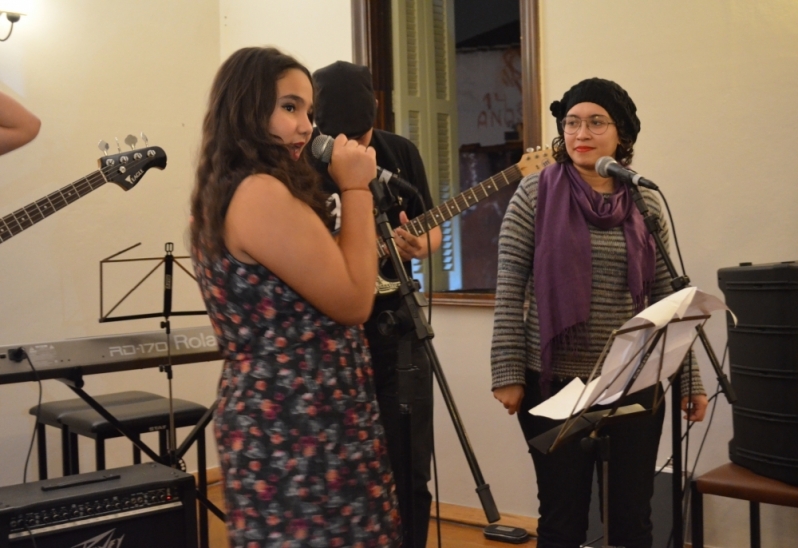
[490,173,705,398]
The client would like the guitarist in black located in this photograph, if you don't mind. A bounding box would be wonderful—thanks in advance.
[310,61,441,548]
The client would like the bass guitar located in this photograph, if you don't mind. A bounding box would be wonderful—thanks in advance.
[0,145,167,244]
[375,146,554,296]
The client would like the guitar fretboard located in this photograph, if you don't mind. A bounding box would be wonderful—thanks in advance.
[377,163,523,258]
[0,170,108,242]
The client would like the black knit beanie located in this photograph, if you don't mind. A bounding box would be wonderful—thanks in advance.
[549,78,641,142]
[312,61,376,138]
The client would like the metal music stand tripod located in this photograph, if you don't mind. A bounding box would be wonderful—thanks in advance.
[369,181,500,547]
[90,241,223,548]
[622,181,736,547]
[530,310,712,548]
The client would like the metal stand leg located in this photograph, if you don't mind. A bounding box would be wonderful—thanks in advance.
[671,374,683,548]
[176,400,222,548]
[197,428,209,548]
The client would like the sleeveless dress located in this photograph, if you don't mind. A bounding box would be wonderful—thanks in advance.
[193,248,401,548]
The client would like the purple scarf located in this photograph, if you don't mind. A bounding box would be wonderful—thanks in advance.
[534,163,655,395]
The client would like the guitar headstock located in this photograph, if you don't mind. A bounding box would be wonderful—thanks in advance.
[517,146,554,177]
[97,146,167,190]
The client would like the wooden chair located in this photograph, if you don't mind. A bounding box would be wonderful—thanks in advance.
[691,462,798,548]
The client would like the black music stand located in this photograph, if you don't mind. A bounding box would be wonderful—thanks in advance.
[89,242,221,548]
[530,294,717,548]
[98,241,207,465]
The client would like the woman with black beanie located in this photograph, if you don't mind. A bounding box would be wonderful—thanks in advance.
[490,78,707,548]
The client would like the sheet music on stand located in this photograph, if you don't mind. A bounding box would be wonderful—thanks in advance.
[530,287,734,454]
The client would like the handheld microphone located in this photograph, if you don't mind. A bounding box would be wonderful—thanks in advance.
[595,156,659,190]
[311,134,419,196]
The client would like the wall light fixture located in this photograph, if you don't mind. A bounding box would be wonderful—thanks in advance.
[1,10,24,42]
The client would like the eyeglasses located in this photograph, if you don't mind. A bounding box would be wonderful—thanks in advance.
[560,115,615,135]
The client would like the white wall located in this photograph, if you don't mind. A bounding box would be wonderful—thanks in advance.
[0,0,221,481]
[219,0,352,72]
[2,2,797,548]
[0,0,354,497]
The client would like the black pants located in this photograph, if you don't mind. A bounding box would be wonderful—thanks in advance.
[370,339,434,548]
[519,370,665,548]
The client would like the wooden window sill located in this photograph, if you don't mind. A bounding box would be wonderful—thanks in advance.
[428,292,496,307]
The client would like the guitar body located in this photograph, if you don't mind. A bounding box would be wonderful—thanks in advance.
[374,147,553,297]
[0,146,167,244]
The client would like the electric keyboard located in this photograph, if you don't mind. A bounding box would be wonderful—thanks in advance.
[0,325,221,385]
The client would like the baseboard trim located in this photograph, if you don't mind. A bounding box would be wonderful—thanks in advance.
[200,466,223,485]
[199,467,538,534]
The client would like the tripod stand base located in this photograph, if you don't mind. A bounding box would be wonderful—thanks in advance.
[483,524,530,544]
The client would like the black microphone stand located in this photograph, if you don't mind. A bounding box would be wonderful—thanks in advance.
[625,181,736,548]
[369,180,500,547]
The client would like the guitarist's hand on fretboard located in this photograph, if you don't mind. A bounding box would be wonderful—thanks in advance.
[394,210,442,261]
[374,147,553,297]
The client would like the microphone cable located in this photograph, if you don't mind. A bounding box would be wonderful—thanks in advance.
[651,188,687,279]
[7,347,42,548]
[7,347,44,485]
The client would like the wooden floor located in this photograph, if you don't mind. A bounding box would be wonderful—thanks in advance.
[205,478,538,547]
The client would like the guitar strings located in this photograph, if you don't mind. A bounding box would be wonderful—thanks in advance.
[1,152,158,235]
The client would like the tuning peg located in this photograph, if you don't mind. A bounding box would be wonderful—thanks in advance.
[98,140,110,156]
[141,132,149,147]
[113,137,122,153]
[124,134,138,150]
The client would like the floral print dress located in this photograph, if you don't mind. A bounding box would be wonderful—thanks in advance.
[193,249,401,548]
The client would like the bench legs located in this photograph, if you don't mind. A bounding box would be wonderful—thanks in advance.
[691,481,704,548]
[36,423,47,480]
[691,480,763,548]
[750,501,760,548]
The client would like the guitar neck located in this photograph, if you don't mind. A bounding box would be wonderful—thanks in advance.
[0,170,108,243]
[377,163,523,259]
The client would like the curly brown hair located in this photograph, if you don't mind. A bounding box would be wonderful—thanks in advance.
[190,47,329,260]
[551,128,636,167]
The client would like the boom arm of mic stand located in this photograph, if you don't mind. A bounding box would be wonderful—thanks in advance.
[370,181,500,523]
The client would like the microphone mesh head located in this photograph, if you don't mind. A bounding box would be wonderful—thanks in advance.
[595,156,615,178]
[311,134,334,164]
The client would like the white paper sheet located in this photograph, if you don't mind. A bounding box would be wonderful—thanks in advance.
[530,288,733,419]
[527,377,602,421]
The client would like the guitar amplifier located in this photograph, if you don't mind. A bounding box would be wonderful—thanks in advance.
[0,463,196,548]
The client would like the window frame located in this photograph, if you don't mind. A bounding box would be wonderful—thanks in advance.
[351,0,542,305]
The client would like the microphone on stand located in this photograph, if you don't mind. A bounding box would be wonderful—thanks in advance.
[311,134,419,195]
[595,156,659,190]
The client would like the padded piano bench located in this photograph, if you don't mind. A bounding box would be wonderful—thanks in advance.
[30,390,163,479]
[691,462,798,548]
[30,391,208,477]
